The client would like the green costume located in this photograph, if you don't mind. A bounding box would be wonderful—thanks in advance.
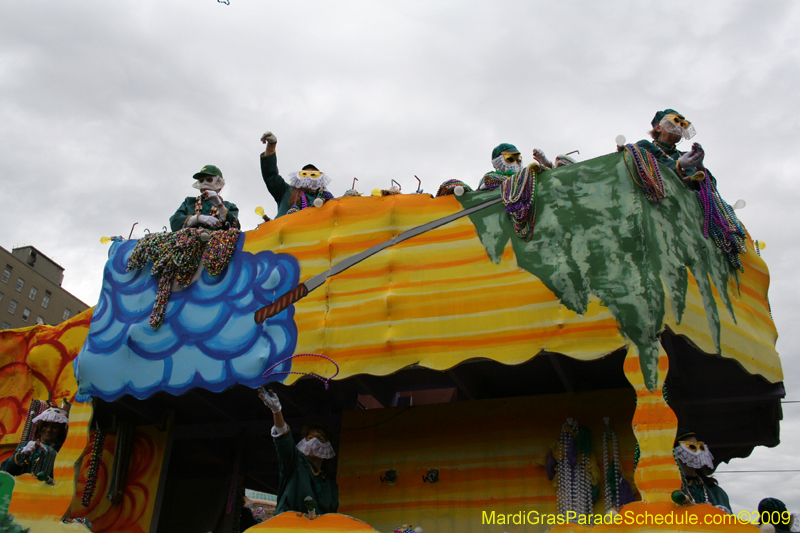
[1,442,59,480]
[683,475,731,512]
[634,139,699,176]
[169,197,240,232]
[636,109,699,178]
[273,429,339,515]
[260,153,331,218]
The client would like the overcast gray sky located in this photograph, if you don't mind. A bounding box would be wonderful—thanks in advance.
[1,0,798,516]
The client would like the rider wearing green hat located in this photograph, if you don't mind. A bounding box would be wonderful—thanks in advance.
[169,164,241,232]
[478,143,524,190]
[635,109,705,182]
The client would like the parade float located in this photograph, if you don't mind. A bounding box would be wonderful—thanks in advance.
[0,146,784,533]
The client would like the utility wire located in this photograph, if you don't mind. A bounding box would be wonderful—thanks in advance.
[714,470,800,473]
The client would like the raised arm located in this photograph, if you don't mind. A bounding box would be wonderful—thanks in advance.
[259,131,290,206]
[258,386,287,434]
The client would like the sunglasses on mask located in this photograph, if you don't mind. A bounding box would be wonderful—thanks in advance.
[678,440,708,453]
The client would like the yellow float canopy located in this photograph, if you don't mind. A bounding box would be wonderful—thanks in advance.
[74,151,779,401]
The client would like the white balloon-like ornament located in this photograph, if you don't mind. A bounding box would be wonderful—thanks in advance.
[732,199,746,210]
[313,198,324,208]
[615,135,627,147]
[454,185,465,197]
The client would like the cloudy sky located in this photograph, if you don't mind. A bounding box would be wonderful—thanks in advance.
[1,0,798,516]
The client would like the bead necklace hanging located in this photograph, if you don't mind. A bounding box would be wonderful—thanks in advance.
[695,171,746,271]
[30,443,57,482]
[622,144,666,204]
[262,353,340,390]
[81,427,106,507]
[20,399,46,443]
[556,419,576,517]
[195,194,221,220]
[556,418,596,523]
[602,421,622,513]
[500,163,540,241]
[287,189,334,215]
[127,227,241,329]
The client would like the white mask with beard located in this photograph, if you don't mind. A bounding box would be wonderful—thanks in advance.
[674,441,715,470]
[192,175,225,192]
[296,437,336,459]
[491,154,522,173]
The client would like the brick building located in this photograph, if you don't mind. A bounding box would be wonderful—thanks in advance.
[0,245,89,330]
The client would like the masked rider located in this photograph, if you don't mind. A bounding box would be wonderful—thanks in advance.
[169,164,241,232]
[636,109,706,188]
[259,387,339,516]
[673,429,731,513]
[260,131,334,217]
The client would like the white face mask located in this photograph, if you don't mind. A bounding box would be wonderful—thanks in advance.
[491,153,522,173]
[658,114,696,140]
[192,175,225,192]
[296,437,336,459]
[674,440,715,470]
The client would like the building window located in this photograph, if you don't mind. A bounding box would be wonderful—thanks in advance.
[63,308,71,321]
[36,316,45,325]
[42,291,51,309]
[29,287,37,300]
[15,278,24,292]
[21,308,31,322]
[0,292,3,303]
[1,322,9,330]
[1,266,10,283]
[8,300,17,314]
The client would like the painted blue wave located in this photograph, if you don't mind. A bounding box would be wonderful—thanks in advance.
[75,236,299,401]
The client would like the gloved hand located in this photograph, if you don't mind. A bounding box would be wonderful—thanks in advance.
[532,148,553,168]
[197,214,222,227]
[20,441,38,455]
[261,131,278,144]
[678,143,704,170]
[204,190,222,206]
[258,387,282,413]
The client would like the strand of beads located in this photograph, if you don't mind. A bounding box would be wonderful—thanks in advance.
[602,425,623,512]
[556,419,582,519]
[622,145,666,203]
[20,399,45,443]
[674,447,700,504]
[226,447,241,515]
[127,228,239,329]
[579,451,593,520]
[500,163,539,241]
[263,353,340,389]
[556,421,572,516]
[82,427,106,506]
[695,171,746,271]
[480,172,508,191]
[194,195,221,220]
[202,229,240,276]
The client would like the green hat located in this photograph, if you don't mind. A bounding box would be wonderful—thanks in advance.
[759,498,788,516]
[651,109,684,127]
[759,498,790,530]
[675,428,695,445]
[193,164,223,180]
[492,143,519,160]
